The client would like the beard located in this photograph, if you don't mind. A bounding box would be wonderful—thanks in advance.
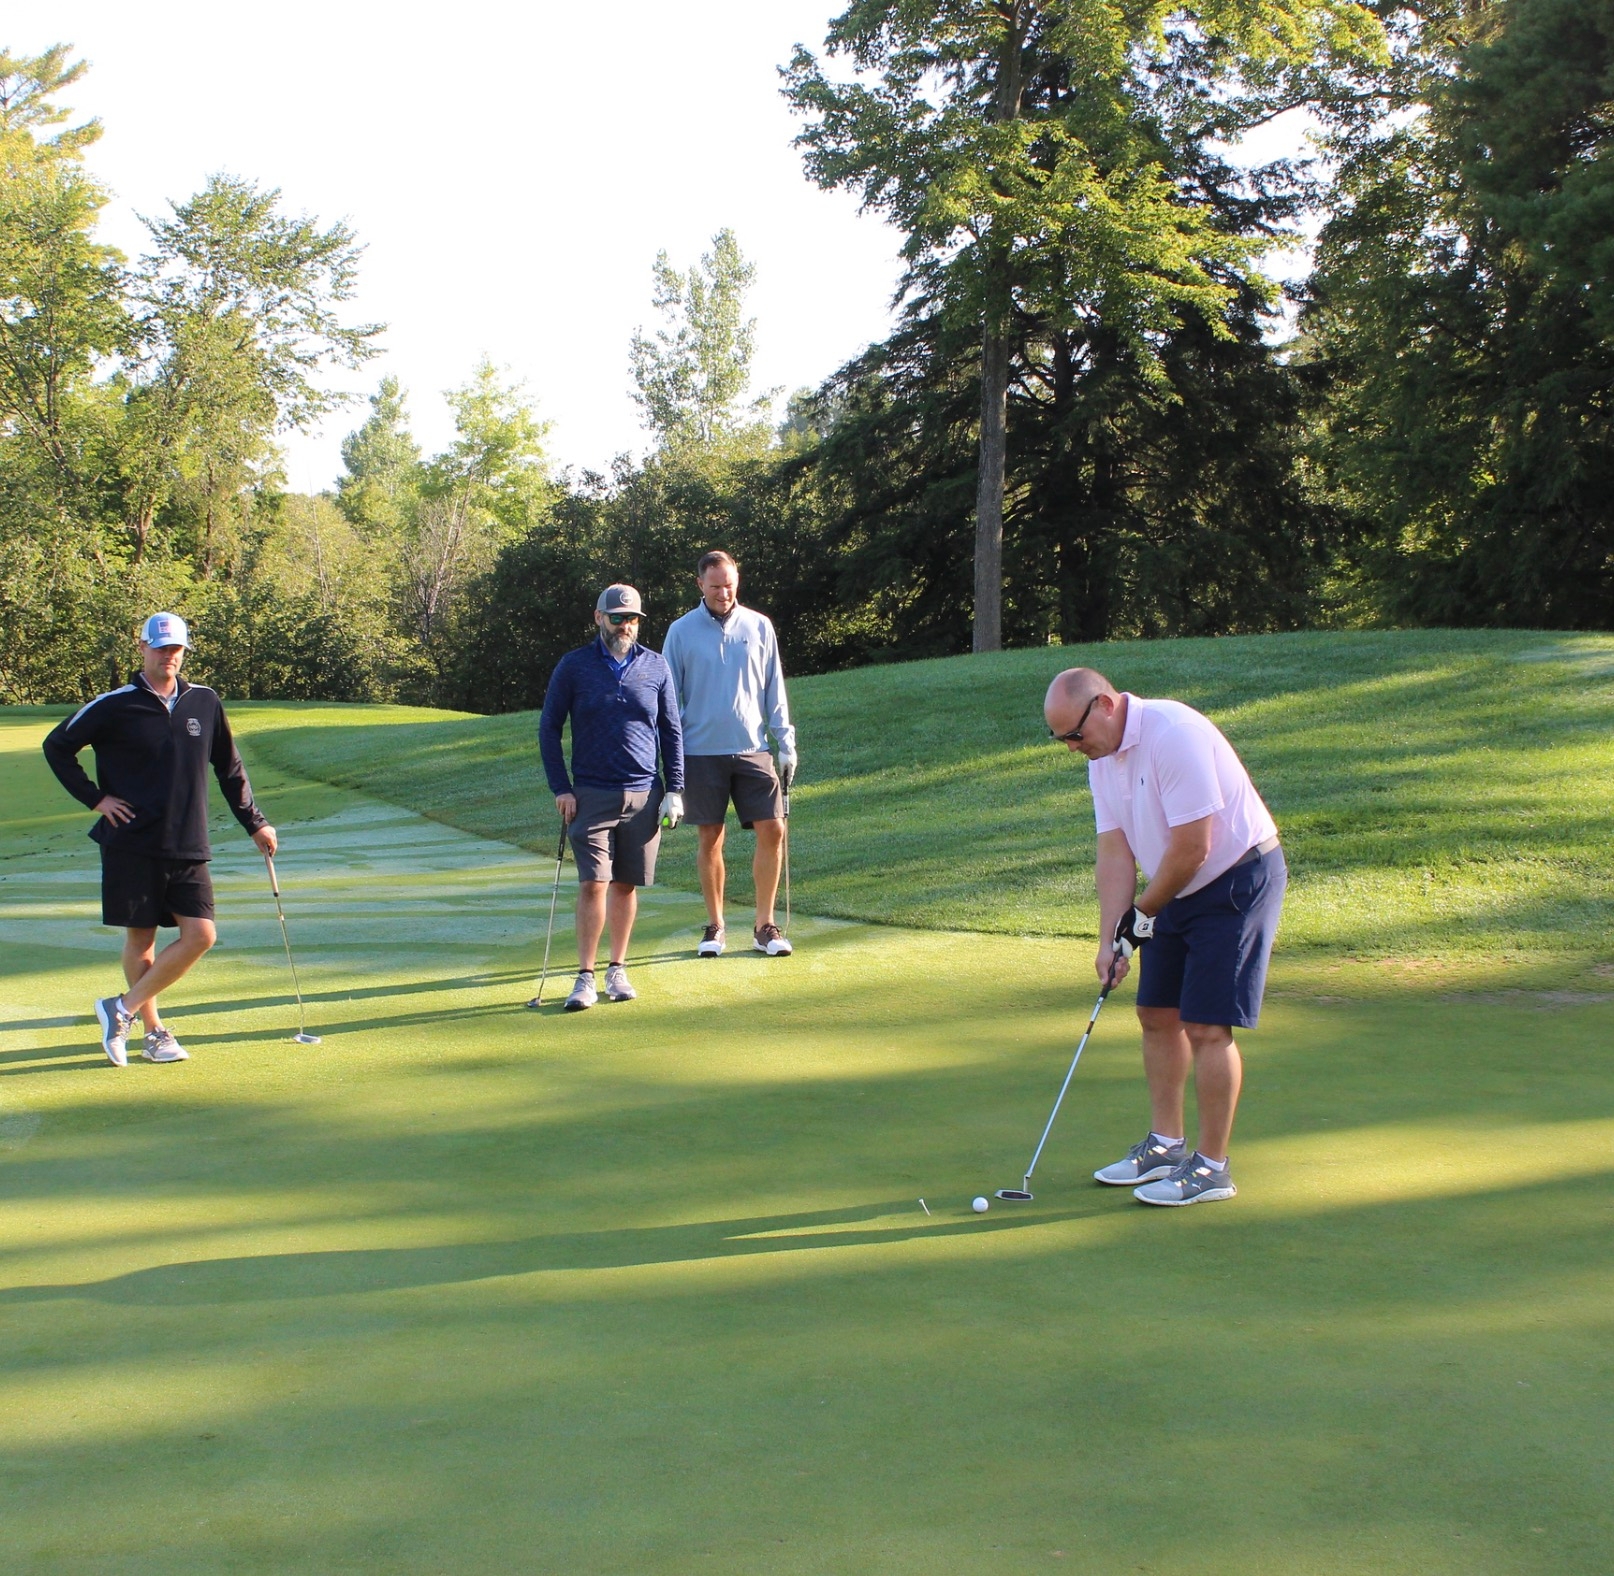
[603,627,635,657]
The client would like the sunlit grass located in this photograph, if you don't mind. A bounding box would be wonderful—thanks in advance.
[221,629,1614,962]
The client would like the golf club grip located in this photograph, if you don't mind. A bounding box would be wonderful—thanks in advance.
[555,825,567,860]
[264,852,281,898]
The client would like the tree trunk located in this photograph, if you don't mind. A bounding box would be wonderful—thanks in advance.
[973,316,1009,653]
[971,3,1025,656]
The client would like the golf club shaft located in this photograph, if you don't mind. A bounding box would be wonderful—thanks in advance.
[264,853,311,1038]
[1019,974,1115,1189]
[781,790,791,936]
[534,823,567,1005]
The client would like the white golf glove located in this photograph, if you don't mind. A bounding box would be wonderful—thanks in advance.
[659,792,684,830]
[776,746,797,794]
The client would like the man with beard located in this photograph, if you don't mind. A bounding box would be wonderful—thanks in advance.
[538,584,684,1011]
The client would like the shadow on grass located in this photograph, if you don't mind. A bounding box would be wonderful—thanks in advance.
[0,1198,1095,1307]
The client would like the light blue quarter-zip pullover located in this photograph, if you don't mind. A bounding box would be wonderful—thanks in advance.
[660,603,796,757]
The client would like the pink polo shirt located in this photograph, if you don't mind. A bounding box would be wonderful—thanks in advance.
[1087,696,1278,896]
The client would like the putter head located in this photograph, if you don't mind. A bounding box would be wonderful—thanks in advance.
[995,1188,1034,1202]
[292,1032,322,1045]
[526,995,545,1010]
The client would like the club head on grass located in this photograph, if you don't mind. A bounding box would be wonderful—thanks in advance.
[995,1188,1034,1202]
[292,1032,322,1045]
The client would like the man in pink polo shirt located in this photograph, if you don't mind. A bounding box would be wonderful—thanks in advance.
[1044,667,1286,1206]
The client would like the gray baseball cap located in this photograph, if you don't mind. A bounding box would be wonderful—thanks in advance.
[596,584,644,616]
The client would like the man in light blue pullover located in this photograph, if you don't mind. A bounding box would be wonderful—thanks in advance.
[660,551,797,958]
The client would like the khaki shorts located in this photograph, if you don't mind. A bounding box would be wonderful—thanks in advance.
[683,752,783,828]
[568,787,662,886]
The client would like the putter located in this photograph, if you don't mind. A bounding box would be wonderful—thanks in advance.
[527,822,568,1008]
[263,853,321,1045]
[995,966,1118,1201]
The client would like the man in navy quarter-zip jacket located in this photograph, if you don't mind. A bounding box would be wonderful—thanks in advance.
[42,612,278,1067]
[538,584,684,1012]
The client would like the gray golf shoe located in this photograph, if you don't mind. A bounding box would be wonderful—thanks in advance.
[1133,1153,1238,1207]
[95,994,134,1067]
[142,1027,190,1063]
[1094,1134,1187,1186]
[697,924,725,957]
[563,971,598,1012]
[604,963,636,1002]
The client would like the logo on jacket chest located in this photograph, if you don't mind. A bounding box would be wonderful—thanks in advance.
[185,716,202,737]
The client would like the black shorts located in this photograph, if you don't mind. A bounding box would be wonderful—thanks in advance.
[101,848,216,929]
[683,752,784,828]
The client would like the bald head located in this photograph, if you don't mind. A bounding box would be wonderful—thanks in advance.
[1045,668,1125,758]
[1046,668,1115,713]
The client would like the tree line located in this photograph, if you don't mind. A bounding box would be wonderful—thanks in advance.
[2,3,1609,710]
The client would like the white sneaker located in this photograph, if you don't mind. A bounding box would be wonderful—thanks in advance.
[95,994,133,1066]
[604,963,636,1002]
[563,972,597,1012]
[143,1027,190,1063]
[697,924,725,957]
[753,923,793,957]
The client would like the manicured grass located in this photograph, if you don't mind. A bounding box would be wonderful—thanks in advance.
[237,630,1614,974]
[2,633,1612,1574]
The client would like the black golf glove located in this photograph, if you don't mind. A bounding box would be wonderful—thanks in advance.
[1112,906,1155,959]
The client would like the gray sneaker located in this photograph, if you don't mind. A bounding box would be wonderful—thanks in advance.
[1134,1153,1238,1207]
[697,924,725,957]
[1094,1134,1186,1186]
[563,971,598,1012]
[604,963,636,1002]
[143,1027,190,1063]
[95,994,134,1067]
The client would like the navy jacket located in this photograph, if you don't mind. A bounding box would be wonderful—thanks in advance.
[42,674,268,861]
[539,639,684,796]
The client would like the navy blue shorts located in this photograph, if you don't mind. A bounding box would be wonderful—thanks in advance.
[1135,846,1287,1029]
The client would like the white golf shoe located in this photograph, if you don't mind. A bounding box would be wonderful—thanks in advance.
[697,924,725,957]
[753,923,792,957]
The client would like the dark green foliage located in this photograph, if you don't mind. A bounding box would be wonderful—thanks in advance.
[1302,0,1614,629]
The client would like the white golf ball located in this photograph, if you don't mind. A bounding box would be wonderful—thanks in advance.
[972,1196,989,1213]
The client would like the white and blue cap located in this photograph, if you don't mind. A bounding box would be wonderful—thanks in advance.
[139,611,192,650]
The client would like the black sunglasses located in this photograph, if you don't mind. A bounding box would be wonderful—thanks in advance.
[605,612,641,626]
[1049,693,1102,743]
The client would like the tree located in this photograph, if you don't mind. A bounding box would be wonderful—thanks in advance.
[629,228,774,454]
[785,0,1385,651]
[1301,0,1614,626]
[337,375,422,538]
[118,173,382,562]
[0,44,125,522]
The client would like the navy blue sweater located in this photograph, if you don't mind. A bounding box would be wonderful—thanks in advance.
[539,639,685,795]
[42,674,268,861]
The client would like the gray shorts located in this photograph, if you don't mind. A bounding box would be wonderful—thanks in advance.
[683,752,783,828]
[569,787,662,886]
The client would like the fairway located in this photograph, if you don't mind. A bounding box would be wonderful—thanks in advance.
[3,649,1612,1572]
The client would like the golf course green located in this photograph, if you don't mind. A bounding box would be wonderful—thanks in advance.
[2,630,1611,1574]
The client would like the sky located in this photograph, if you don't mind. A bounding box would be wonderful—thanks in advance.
[33,2,1310,493]
[36,1,909,489]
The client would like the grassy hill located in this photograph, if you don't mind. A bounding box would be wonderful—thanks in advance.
[234,629,1614,970]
